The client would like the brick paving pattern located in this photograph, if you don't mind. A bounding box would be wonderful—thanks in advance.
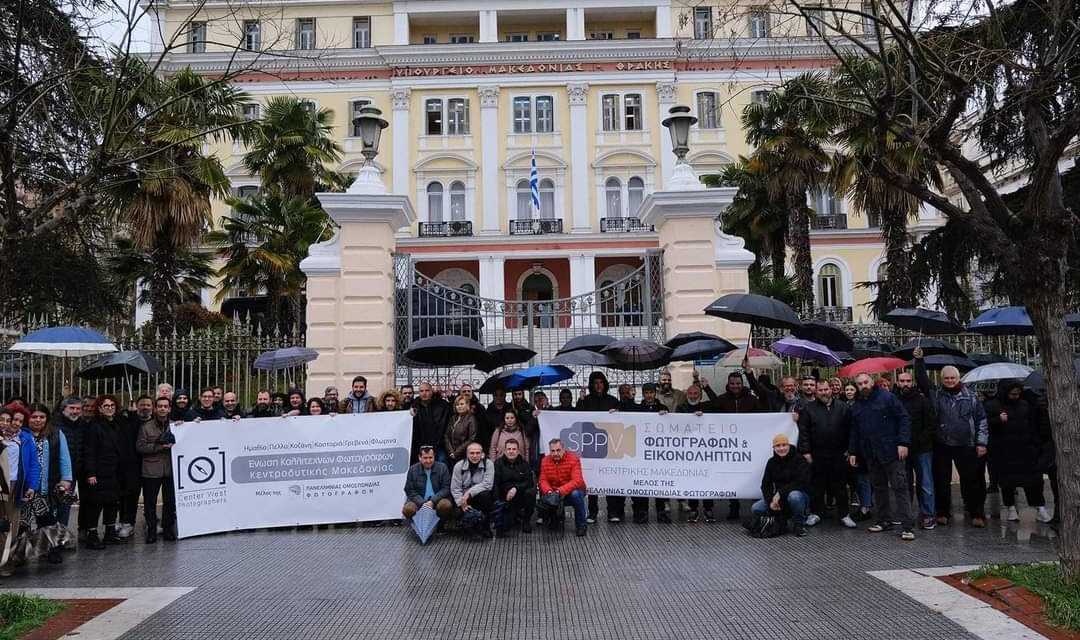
[0,492,1060,640]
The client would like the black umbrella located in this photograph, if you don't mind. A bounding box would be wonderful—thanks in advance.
[77,350,162,380]
[665,331,725,349]
[853,338,896,359]
[476,343,536,372]
[704,294,802,329]
[405,335,490,367]
[557,334,616,355]
[1024,358,1080,392]
[601,338,672,371]
[893,338,966,360]
[833,351,857,364]
[478,369,521,394]
[669,339,737,363]
[882,308,961,334]
[791,321,854,352]
[906,354,977,371]
[550,350,615,367]
[969,353,1015,366]
[1066,313,1080,328]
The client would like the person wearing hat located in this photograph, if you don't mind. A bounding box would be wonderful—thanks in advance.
[751,433,812,537]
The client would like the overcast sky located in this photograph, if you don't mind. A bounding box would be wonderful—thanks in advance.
[90,0,152,52]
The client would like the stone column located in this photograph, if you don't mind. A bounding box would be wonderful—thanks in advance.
[656,81,677,188]
[567,83,591,233]
[391,88,411,198]
[479,85,501,234]
[655,4,673,38]
[394,11,409,45]
[569,252,597,328]
[301,175,416,399]
[566,8,585,40]
[479,10,499,43]
[479,255,505,300]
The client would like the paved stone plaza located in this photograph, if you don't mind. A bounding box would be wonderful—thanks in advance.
[3,493,1060,640]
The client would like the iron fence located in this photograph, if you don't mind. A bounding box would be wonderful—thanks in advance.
[0,317,305,407]
[393,251,666,392]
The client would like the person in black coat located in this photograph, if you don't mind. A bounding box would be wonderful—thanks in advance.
[482,388,510,456]
[411,382,450,463]
[576,371,619,523]
[116,395,151,538]
[631,383,672,524]
[797,379,853,526]
[82,395,135,548]
[751,433,812,537]
[896,371,937,529]
[55,397,86,530]
[493,439,536,536]
[985,380,1052,523]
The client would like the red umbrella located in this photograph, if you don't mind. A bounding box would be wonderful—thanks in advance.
[838,357,907,378]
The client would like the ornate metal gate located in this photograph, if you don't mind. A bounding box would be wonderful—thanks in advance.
[393,252,665,391]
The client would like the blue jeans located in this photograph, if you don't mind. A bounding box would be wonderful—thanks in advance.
[751,490,809,525]
[560,490,588,529]
[856,471,873,509]
[908,452,935,518]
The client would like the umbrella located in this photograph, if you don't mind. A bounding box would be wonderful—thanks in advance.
[770,336,842,366]
[504,365,575,390]
[1024,358,1080,392]
[550,350,615,367]
[719,348,782,369]
[966,306,1034,336]
[907,354,977,371]
[601,339,672,371]
[10,326,116,357]
[852,338,896,359]
[838,357,907,377]
[405,335,489,367]
[409,504,440,545]
[556,334,616,355]
[892,338,966,360]
[882,308,962,334]
[703,294,802,330]
[665,332,726,349]
[669,339,738,362]
[478,369,521,394]
[961,363,1033,384]
[77,350,162,380]
[969,353,1015,366]
[253,347,320,371]
[1066,313,1080,327]
[833,351,856,364]
[476,343,536,372]
[791,321,854,352]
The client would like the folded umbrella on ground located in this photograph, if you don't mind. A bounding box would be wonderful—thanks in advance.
[961,363,1033,384]
[882,308,962,335]
[410,504,440,545]
[892,338,966,360]
[791,321,854,353]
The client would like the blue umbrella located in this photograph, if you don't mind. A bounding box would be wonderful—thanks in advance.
[253,347,319,371]
[769,336,842,366]
[410,504,440,545]
[966,306,1034,336]
[504,365,575,390]
[10,326,117,357]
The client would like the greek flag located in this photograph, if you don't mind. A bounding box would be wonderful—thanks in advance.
[529,150,540,210]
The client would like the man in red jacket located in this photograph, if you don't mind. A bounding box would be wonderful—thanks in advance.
[538,438,588,536]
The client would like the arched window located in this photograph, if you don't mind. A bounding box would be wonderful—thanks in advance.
[605,177,622,219]
[449,181,466,221]
[427,182,444,222]
[876,262,887,282]
[819,264,842,308]
[516,179,533,220]
[539,178,555,219]
[628,177,644,218]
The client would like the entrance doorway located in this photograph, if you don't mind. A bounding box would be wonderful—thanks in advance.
[521,272,554,328]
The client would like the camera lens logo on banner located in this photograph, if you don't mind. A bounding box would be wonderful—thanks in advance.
[177,446,227,490]
[561,422,636,459]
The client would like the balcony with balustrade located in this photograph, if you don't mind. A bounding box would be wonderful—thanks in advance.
[418,221,474,237]
[810,214,847,230]
[509,219,563,235]
[600,217,654,233]
[812,306,854,323]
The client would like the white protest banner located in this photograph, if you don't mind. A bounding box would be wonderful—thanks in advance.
[172,412,412,538]
[539,411,799,500]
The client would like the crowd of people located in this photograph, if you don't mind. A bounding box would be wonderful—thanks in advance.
[0,351,1061,571]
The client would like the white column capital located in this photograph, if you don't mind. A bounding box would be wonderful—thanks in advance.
[656,81,677,105]
[567,83,589,106]
[479,85,500,108]
[391,87,411,111]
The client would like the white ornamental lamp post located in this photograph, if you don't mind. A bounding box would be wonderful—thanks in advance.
[661,105,705,191]
[348,105,389,195]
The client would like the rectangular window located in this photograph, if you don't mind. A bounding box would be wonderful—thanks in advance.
[449,34,475,44]
[812,188,840,215]
[805,7,825,35]
[862,2,877,36]
[507,33,529,42]
[696,92,718,129]
[447,98,469,135]
[241,103,260,121]
[512,97,532,134]
[243,20,260,51]
[353,17,371,48]
[748,10,770,38]
[425,99,442,135]
[602,95,620,131]
[589,32,613,40]
[535,96,554,133]
[751,89,770,105]
[626,31,641,39]
[694,7,712,39]
[422,34,437,44]
[296,18,316,50]
[350,99,371,137]
[537,32,560,41]
[188,21,206,53]
[624,94,642,131]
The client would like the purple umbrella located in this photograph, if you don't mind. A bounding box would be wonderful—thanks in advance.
[770,336,842,366]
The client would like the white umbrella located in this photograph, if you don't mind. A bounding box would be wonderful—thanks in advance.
[719,347,782,369]
[961,362,1034,384]
[10,326,117,357]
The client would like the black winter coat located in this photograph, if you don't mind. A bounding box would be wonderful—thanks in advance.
[896,388,936,454]
[190,404,226,421]
[985,396,1042,486]
[712,389,762,413]
[412,398,450,458]
[83,417,137,502]
[577,393,619,412]
[494,455,536,499]
[56,415,85,477]
[797,399,851,456]
[482,401,510,453]
[760,452,811,502]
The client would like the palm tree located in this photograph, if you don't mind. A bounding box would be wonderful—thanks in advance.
[208,192,333,328]
[741,82,833,313]
[716,158,789,283]
[242,97,344,199]
[108,236,215,322]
